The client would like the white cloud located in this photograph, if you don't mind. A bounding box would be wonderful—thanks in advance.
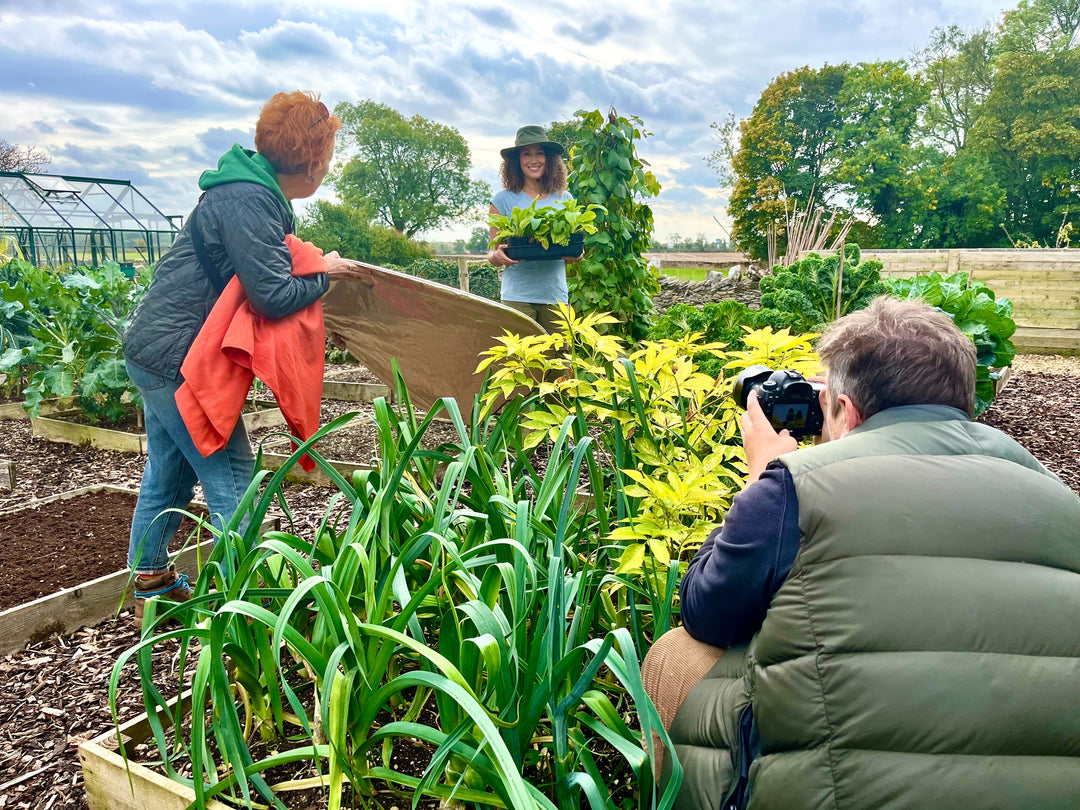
[0,0,1015,241]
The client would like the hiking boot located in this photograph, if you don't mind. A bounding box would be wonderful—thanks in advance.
[133,565,194,628]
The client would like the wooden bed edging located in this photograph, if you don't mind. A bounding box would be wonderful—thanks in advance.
[0,485,276,655]
[79,691,233,810]
[30,403,286,454]
[321,378,391,403]
[258,439,376,487]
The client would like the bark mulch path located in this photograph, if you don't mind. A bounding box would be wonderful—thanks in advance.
[979,368,1080,494]
[0,363,1076,808]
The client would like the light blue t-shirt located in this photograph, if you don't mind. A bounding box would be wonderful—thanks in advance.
[492,189,573,304]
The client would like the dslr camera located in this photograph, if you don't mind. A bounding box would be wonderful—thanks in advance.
[733,365,825,439]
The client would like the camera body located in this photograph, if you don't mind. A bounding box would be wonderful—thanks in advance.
[733,365,825,439]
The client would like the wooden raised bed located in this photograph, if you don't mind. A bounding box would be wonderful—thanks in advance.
[30,402,286,453]
[0,485,276,655]
[0,396,76,421]
[811,248,1080,355]
[321,378,391,403]
[258,438,376,487]
[80,692,232,810]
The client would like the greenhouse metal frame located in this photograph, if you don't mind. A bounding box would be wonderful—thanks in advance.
[0,171,179,268]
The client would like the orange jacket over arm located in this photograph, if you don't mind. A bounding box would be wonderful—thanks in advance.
[175,234,326,470]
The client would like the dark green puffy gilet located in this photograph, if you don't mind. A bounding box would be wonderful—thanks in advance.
[669,407,1080,809]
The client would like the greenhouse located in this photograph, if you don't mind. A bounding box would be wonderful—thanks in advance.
[0,170,179,268]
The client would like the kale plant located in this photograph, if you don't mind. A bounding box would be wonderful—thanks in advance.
[758,244,887,332]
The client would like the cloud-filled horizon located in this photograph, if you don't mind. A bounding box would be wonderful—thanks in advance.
[0,0,1013,244]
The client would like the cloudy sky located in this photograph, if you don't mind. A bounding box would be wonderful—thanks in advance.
[0,0,1012,245]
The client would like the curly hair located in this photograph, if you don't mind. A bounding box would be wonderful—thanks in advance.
[499,147,568,194]
[255,91,342,176]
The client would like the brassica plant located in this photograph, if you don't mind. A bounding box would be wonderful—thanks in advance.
[885,271,1016,416]
[758,244,888,332]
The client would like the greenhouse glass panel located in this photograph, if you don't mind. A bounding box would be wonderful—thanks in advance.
[100,182,175,231]
[0,171,178,267]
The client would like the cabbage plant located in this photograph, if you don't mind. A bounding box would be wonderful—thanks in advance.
[885,271,1016,416]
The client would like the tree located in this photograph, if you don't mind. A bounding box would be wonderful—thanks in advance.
[713,65,850,259]
[833,61,930,244]
[970,0,1080,244]
[546,118,586,156]
[465,226,489,253]
[915,24,996,151]
[297,200,429,266]
[333,101,490,237]
[0,140,50,173]
[899,146,1007,247]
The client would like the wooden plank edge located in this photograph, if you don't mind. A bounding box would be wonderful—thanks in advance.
[30,411,146,453]
[259,440,376,487]
[241,405,286,431]
[79,691,230,810]
[321,379,391,402]
[0,396,77,422]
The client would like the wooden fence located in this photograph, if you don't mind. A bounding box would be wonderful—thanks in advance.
[840,249,1080,355]
[438,252,754,292]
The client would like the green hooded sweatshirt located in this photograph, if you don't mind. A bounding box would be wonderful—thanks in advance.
[198,144,292,221]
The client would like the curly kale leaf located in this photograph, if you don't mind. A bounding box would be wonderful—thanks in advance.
[758,244,887,332]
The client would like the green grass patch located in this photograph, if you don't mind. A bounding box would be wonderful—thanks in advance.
[660,266,709,282]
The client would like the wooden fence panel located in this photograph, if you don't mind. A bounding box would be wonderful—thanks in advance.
[801,248,1080,354]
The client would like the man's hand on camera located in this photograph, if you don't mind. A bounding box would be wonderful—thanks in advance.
[742,391,798,484]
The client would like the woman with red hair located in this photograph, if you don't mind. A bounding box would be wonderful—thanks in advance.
[122,91,348,625]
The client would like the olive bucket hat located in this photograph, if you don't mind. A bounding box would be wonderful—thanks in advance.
[500,125,564,159]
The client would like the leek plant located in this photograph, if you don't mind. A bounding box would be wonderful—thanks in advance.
[111,372,681,809]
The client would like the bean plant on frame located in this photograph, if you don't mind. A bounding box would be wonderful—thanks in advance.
[563,109,662,341]
[112,375,682,810]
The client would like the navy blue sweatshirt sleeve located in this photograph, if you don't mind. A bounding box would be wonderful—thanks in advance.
[679,463,800,648]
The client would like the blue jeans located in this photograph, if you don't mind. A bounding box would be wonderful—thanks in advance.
[126,360,254,575]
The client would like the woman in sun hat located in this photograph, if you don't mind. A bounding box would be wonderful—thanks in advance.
[121,90,353,626]
[487,125,581,332]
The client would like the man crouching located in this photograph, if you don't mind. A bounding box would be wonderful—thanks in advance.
[643,296,1080,809]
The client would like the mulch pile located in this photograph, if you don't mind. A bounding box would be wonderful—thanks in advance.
[0,361,1076,808]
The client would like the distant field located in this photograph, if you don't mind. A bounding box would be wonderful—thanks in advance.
[660,267,709,282]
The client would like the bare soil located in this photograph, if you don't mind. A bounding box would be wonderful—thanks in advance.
[0,490,213,611]
[0,359,1075,808]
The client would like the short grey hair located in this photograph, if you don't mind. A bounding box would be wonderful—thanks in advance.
[816,296,977,419]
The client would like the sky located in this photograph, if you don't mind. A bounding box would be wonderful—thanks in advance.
[0,0,1015,246]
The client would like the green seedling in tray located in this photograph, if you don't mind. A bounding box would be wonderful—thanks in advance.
[488,198,605,249]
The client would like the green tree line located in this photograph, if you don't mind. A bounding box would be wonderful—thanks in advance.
[714,0,1080,258]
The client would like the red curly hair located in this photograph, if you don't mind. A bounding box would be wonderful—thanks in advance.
[255,90,342,176]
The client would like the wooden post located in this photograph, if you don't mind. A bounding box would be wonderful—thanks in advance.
[0,458,13,489]
[947,249,960,276]
[834,238,845,320]
[457,257,470,293]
